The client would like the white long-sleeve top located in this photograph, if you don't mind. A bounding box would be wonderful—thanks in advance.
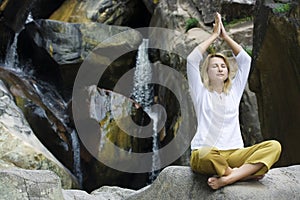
[187,47,251,150]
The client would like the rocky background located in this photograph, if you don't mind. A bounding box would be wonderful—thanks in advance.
[0,0,299,199]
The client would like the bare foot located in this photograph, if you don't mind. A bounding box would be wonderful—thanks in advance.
[207,163,265,190]
[207,167,235,190]
[207,177,227,190]
[207,174,264,189]
[256,175,265,180]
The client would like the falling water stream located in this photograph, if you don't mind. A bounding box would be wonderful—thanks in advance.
[132,39,153,108]
[132,38,160,183]
[71,130,83,187]
[1,13,83,187]
[3,13,162,187]
[4,33,19,70]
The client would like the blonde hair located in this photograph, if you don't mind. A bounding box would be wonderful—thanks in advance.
[200,53,232,94]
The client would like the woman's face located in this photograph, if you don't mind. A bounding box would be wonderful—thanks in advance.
[207,57,228,83]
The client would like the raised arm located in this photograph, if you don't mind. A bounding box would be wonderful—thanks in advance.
[186,13,222,109]
[197,13,221,54]
[220,19,242,56]
[219,17,251,99]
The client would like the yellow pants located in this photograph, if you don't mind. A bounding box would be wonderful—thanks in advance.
[190,140,281,176]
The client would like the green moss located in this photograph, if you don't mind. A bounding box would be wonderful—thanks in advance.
[273,3,291,13]
[185,18,199,32]
[103,117,131,151]
[223,16,253,28]
[14,96,26,110]
[243,46,253,57]
[207,45,216,54]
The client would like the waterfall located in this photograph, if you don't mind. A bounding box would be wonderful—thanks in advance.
[4,33,19,70]
[132,39,160,183]
[2,11,83,187]
[4,11,33,71]
[146,109,161,183]
[71,130,83,187]
[132,39,153,108]
[32,78,83,187]
[31,80,68,123]
[25,12,33,24]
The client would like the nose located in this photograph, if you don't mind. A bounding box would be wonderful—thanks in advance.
[218,66,223,72]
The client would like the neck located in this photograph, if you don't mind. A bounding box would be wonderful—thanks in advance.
[210,82,224,94]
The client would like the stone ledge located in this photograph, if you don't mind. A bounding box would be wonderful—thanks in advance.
[1,165,299,200]
[0,169,64,200]
[126,165,300,200]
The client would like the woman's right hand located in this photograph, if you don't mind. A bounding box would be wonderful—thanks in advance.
[219,15,228,39]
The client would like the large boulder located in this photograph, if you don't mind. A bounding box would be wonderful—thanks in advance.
[61,165,300,199]
[0,169,64,200]
[49,0,140,25]
[1,161,299,199]
[18,19,142,99]
[127,165,300,200]
[0,0,33,59]
[0,79,76,188]
[150,0,255,30]
[0,67,75,173]
[250,0,300,166]
[0,168,137,200]
[63,186,137,200]
[72,86,153,191]
[0,0,33,32]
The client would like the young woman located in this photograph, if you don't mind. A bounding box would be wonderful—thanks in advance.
[187,13,281,190]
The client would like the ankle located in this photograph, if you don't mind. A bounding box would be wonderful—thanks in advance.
[224,167,233,176]
[221,174,234,186]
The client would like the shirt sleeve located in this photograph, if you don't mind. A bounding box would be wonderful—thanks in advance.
[186,46,204,106]
[231,49,251,100]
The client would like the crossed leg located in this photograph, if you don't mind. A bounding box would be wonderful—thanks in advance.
[207,163,264,190]
[190,140,281,190]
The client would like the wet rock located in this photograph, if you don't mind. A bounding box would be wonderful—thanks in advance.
[49,0,141,26]
[73,86,152,191]
[0,67,74,172]
[0,78,76,188]
[18,19,142,99]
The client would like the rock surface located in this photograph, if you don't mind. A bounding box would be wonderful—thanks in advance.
[72,86,152,191]
[250,0,300,166]
[127,165,300,200]
[63,186,137,200]
[0,67,75,173]
[0,169,64,200]
[3,165,299,200]
[49,0,140,25]
[0,79,76,189]
[18,19,142,99]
